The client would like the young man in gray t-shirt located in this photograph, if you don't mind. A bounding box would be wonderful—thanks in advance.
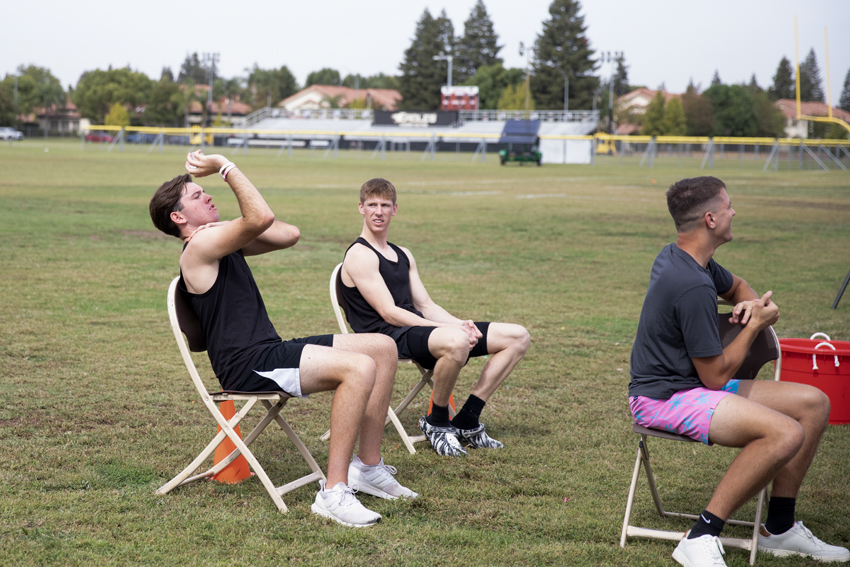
[629,176,847,566]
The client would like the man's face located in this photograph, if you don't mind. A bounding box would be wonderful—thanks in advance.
[359,196,397,234]
[710,188,736,243]
[174,182,220,231]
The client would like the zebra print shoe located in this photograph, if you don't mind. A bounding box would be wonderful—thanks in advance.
[418,416,468,457]
[457,423,505,449]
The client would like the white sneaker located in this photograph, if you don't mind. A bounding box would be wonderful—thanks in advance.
[310,480,381,527]
[759,522,850,562]
[348,455,418,500]
[672,533,726,567]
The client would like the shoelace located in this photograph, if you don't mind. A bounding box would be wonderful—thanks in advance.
[796,523,826,549]
[703,536,726,559]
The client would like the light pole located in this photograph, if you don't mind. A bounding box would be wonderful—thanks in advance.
[551,64,569,114]
[519,42,532,113]
[202,52,220,123]
[433,54,453,87]
[602,51,622,134]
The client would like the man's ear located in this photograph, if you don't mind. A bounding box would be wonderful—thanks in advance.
[704,211,716,229]
[171,210,187,226]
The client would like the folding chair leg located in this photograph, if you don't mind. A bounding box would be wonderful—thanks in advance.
[621,442,645,547]
[157,429,229,493]
[386,407,416,454]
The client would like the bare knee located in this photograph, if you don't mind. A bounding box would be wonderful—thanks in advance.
[513,325,531,355]
[439,330,469,363]
[773,418,805,462]
[345,353,377,393]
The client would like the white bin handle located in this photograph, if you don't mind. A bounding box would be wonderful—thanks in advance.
[810,332,831,341]
[812,342,839,371]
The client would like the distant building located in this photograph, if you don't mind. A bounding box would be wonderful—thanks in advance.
[615,88,680,135]
[184,85,252,127]
[30,98,90,134]
[774,99,850,138]
[277,85,402,113]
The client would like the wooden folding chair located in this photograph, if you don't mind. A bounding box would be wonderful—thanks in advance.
[620,309,782,565]
[156,276,325,513]
[321,263,455,454]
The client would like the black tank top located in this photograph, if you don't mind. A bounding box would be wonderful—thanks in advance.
[180,249,281,390]
[340,237,423,340]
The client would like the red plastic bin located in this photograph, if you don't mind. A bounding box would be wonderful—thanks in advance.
[779,336,850,424]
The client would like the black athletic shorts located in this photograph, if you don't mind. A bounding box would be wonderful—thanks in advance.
[396,322,490,370]
[238,334,334,396]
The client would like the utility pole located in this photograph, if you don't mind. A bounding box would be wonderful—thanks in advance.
[519,42,531,113]
[551,64,569,114]
[433,54,453,87]
[202,52,220,122]
[602,51,623,134]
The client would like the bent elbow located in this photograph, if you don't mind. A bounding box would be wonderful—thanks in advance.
[289,225,301,244]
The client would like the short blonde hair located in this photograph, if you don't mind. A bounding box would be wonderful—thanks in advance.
[360,178,396,204]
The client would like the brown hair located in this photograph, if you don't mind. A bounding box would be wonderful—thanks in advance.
[360,178,397,204]
[666,176,726,232]
[150,174,192,238]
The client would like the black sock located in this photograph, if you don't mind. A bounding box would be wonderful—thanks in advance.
[451,395,486,430]
[427,404,452,427]
[764,497,796,535]
[688,509,725,539]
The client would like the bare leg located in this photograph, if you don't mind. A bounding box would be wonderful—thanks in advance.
[332,333,398,465]
[469,323,530,402]
[299,344,376,488]
[427,327,469,406]
[702,380,828,520]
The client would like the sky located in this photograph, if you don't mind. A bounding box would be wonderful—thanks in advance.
[3,0,849,105]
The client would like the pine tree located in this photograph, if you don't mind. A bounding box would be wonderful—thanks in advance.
[799,48,825,102]
[768,57,795,100]
[711,70,722,87]
[455,0,502,83]
[840,68,850,111]
[642,91,666,136]
[177,53,207,84]
[662,96,686,135]
[531,0,598,110]
[398,9,455,110]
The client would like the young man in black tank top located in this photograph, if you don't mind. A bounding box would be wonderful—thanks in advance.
[341,178,530,457]
[149,153,417,528]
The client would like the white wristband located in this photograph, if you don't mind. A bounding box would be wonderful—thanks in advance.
[219,161,235,177]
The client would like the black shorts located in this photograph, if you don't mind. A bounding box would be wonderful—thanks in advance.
[238,334,334,396]
[397,322,490,370]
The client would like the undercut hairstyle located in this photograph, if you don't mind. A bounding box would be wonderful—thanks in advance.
[150,173,192,238]
[360,178,397,204]
[666,176,726,233]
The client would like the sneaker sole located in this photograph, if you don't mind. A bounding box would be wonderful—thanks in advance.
[310,503,380,527]
[758,547,850,562]
[671,548,697,567]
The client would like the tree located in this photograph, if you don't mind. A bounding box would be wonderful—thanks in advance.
[306,68,341,87]
[143,78,182,126]
[343,73,400,90]
[681,80,714,136]
[398,9,455,110]
[840,68,850,111]
[751,89,786,137]
[177,53,207,84]
[2,65,65,117]
[703,84,757,136]
[0,81,15,125]
[454,0,502,83]
[662,96,686,135]
[246,65,298,108]
[799,48,825,102]
[768,57,795,100]
[710,70,722,87]
[460,62,524,109]
[104,102,129,127]
[642,91,666,136]
[497,83,535,110]
[73,67,151,124]
[531,0,598,110]
[160,67,174,83]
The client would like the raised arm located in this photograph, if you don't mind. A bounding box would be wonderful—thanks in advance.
[180,151,274,292]
[692,291,779,389]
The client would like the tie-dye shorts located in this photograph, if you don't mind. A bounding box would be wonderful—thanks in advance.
[629,380,741,445]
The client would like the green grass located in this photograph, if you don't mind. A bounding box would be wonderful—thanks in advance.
[1,139,848,566]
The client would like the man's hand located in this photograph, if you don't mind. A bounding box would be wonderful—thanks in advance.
[185,150,227,178]
[745,291,779,331]
[461,320,483,349]
[729,299,759,324]
[185,221,228,243]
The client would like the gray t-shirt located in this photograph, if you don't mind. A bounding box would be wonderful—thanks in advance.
[629,243,734,400]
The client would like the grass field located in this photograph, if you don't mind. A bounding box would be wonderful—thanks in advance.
[1,139,848,566]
